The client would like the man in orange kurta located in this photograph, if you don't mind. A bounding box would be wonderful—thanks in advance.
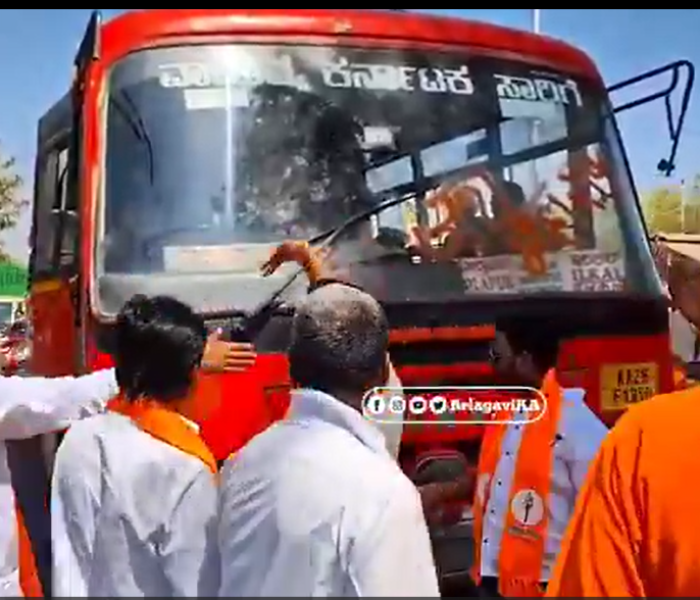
[547,386,700,597]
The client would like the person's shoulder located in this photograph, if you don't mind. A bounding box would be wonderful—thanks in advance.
[58,412,138,464]
[62,413,210,481]
[53,414,110,479]
[560,388,606,432]
[290,439,414,521]
[601,387,700,465]
[618,386,700,431]
[581,388,700,515]
[562,387,587,404]
[308,430,413,507]
[227,417,409,504]
[60,412,110,447]
[312,423,404,481]
[556,390,607,462]
[230,416,384,467]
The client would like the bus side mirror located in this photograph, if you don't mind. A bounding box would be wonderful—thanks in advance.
[608,60,695,177]
[74,10,101,80]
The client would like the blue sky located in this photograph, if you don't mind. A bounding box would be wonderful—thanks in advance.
[1,8,699,260]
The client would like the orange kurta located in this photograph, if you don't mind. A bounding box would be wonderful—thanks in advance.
[547,386,700,597]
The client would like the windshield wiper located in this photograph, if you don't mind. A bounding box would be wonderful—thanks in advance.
[110,90,155,183]
[235,190,419,341]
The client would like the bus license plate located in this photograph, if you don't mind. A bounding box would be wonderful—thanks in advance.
[600,362,658,411]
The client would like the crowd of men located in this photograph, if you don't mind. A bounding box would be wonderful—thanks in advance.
[0,274,699,596]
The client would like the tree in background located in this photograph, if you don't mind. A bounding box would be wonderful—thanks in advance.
[640,175,700,236]
[641,184,683,234]
[0,144,27,261]
[682,174,700,234]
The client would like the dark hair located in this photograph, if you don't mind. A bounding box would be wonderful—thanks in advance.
[495,315,561,374]
[502,181,527,207]
[491,181,527,220]
[289,284,389,395]
[114,294,207,403]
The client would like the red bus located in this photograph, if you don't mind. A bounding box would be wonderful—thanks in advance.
[24,9,693,591]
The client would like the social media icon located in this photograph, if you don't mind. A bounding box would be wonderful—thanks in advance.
[430,395,447,415]
[364,394,386,416]
[410,396,427,415]
[388,395,406,414]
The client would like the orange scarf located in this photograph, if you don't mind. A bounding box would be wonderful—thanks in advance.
[108,396,217,473]
[17,507,42,597]
[472,370,564,597]
[673,364,688,390]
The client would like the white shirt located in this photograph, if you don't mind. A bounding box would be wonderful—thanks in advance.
[480,388,608,582]
[218,388,440,597]
[670,309,698,361]
[51,411,220,597]
[0,369,117,596]
[375,362,404,459]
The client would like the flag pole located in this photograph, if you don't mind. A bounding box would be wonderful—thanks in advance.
[530,9,543,198]
[533,9,541,34]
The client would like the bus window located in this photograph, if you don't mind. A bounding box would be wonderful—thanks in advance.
[31,152,60,277]
[0,302,12,324]
[56,146,79,268]
[422,131,488,178]
[366,156,412,194]
[365,156,414,235]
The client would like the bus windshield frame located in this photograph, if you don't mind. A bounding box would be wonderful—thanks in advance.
[94,42,662,318]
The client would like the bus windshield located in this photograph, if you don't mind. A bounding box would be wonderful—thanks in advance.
[96,43,661,316]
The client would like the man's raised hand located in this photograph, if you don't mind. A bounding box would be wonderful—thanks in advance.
[261,241,313,277]
[202,330,256,373]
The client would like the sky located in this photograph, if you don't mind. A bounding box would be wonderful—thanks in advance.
[1,8,699,261]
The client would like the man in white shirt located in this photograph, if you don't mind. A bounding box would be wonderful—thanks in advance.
[218,283,440,597]
[51,295,227,597]
[0,331,254,597]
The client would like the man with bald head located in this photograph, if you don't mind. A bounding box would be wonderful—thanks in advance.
[217,284,439,597]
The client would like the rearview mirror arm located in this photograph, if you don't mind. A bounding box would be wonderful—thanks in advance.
[608,60,695,177]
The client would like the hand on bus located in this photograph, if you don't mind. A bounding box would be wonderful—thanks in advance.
[202,330,256,373]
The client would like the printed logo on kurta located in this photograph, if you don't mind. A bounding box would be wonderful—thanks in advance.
[510,489,544,527]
